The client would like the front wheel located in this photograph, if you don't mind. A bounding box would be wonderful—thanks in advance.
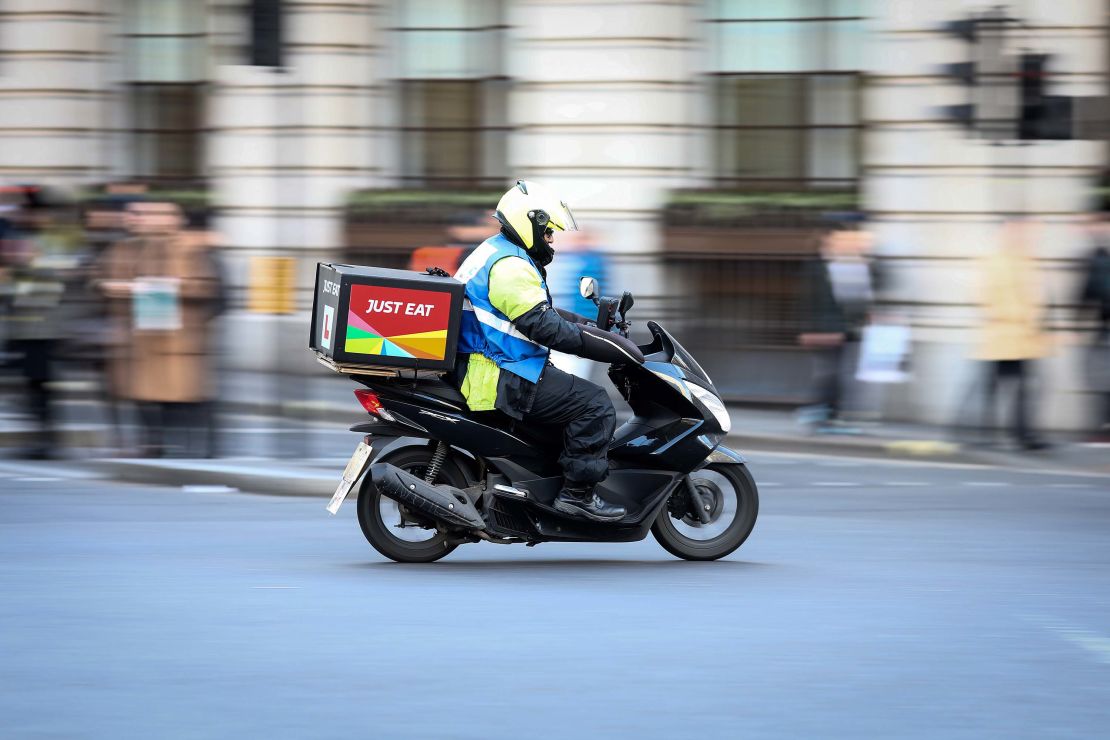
[356,446,471,563]
[651,463,758,561]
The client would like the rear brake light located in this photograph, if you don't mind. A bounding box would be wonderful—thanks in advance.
[354,389,395,421]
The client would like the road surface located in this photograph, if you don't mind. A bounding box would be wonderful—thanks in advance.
[1,453,1108,738]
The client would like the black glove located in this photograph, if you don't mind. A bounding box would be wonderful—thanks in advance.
[578,324,644,365]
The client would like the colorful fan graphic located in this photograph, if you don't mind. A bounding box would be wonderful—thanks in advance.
[343,285,451,360]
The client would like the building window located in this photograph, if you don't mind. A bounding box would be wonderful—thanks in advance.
[708,0,865,189]
[713,74,860,188]
[129,84,204,181]
[123,0,207,181]
[393,0,509,188]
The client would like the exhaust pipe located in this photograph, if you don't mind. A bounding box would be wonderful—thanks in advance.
[369,462,484,531]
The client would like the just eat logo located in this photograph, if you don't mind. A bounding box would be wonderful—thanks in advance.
[364,299,437,317]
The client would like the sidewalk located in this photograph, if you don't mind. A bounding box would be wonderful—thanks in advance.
[2,369,1108,496]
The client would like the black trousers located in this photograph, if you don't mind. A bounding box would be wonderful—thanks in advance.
[983,359,1035,444]
[813,344,845,418]
[138,401,217,458]
[525,364,616,486]
[10,340,55,451]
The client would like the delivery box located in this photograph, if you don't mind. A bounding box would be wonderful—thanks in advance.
[310,263,465,372]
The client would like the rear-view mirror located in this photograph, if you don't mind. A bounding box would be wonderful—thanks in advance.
[579,276,598,300]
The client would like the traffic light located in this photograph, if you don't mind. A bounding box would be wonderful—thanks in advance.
[1017,53,1073,140]
[1096,170,1110,215]
[250,0,284,67]
[936,13,977,131]
[936,10,1096,142]
[939,16,978,44]
[935,8,1018,140]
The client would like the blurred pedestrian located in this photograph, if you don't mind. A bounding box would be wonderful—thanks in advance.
[797,220,877,433]
[974,217,1050,450]
[0,187,73,458]
[188,221,227,459]
[99,201,218,457]
[1077,217,1110,441]
[82,197,137,453]
[0,200,14,373]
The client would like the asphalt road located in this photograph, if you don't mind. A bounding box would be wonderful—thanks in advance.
[1,454,1109,739]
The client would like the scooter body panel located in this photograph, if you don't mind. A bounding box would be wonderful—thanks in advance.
[484,458,682,538]
[483,472,681,543]
[354,390,544,460]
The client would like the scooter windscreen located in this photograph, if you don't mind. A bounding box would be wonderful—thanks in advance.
[669,333,712,387]
[644,321,714,387]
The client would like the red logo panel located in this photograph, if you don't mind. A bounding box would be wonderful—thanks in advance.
[348,284,452,337]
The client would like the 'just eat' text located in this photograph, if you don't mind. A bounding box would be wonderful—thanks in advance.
[365,300,436,317]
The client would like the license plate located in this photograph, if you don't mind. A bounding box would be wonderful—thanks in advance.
[326,439,374,515]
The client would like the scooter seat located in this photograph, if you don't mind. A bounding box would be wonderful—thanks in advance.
[414,377,468,407]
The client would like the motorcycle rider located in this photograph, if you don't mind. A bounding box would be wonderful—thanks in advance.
[453,180,643,522]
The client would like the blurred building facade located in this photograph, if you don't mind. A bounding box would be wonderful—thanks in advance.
[1,0,1107,428]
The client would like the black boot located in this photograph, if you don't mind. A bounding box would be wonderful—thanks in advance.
[553,484,626,522]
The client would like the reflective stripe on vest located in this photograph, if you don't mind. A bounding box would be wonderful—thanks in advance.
[456,234,549,384]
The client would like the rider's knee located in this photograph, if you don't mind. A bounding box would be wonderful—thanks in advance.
[583,381,614,418]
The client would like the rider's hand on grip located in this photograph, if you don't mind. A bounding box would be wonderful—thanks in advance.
[578,324,645,365]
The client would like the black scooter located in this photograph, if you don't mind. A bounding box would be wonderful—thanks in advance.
[324,278,758,562]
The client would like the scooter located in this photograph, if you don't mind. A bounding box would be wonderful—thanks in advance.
[324,277,758,562]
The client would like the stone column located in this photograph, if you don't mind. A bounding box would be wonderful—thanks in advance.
[506,0,702,316]
[207,0,382,373]
[0,1,115,188]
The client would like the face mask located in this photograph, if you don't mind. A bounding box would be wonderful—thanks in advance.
[529,241,555,267]
[527,222,554,266]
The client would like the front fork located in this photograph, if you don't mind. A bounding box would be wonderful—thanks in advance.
[676,445,747,524]
[683,475,713,524]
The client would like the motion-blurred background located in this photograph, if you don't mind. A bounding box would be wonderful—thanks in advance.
[1,0,1108,459]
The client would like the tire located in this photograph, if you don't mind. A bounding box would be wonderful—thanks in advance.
[357,446,472,564]
[651,463,759,561]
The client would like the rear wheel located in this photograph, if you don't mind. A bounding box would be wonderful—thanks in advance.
[357,446,471,563]
[651,464,758,561]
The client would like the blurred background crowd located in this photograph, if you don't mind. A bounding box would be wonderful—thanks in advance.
[1,0,1109,459]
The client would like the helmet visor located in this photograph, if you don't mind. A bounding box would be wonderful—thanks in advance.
[559,200,579,232]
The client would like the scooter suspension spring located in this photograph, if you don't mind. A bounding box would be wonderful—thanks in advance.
[425,441,448,484]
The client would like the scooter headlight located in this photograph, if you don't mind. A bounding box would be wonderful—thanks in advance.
[688,383,731,433]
